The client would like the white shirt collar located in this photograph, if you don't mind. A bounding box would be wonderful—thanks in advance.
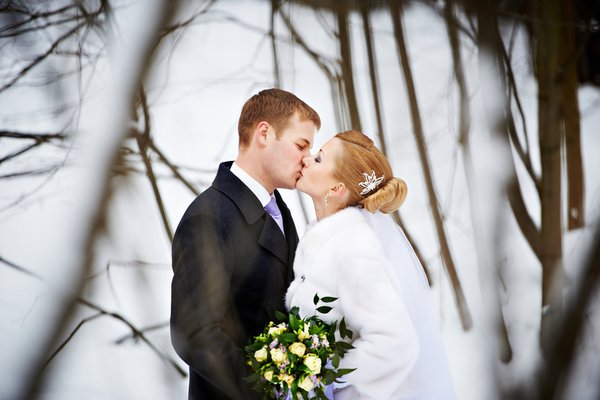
[230,162,272,207]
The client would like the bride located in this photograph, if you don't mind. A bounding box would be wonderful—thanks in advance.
[285,130,456,399]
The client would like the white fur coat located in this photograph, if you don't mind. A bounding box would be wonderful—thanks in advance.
[285,207,455,400]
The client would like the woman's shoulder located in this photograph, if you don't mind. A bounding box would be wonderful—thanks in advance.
[313,208,384,259]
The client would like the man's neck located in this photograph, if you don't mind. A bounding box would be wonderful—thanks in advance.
[235,154,274,195]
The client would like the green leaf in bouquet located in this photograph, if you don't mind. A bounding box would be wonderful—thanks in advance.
[275,310,288,322]
[280,332,297,344]
[339,317,353,339]
[328,323,336,338]
[298,364,312,374]
[331,353,340,368]
[290,306,300,318]
[337,367,357,377]
[316,306,333,314]
[320,296,338,303]
[313,293,320,305]
[324,368,337,385]
[289,311,300,331]
[247,341,264,352]
[300,390,310,400]
[335,341,354,356]
[291,377,299,398]
[282,380,289,396]
[313,386,326,399]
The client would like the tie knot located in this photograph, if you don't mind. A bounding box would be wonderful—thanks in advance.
[265,196,281,217]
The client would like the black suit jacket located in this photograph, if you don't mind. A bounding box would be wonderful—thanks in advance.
[170,161,299,400]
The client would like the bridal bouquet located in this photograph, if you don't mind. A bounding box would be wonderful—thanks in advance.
[245,295,355,399]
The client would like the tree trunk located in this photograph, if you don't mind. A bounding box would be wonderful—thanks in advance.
[560,0,585,231]
[535,0,564,354]
[336,4,362,132]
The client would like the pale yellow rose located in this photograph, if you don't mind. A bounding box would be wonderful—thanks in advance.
[298,375,315,392]
[303,354,322,375]
[289,342,306,357]
[270,347,288,365]
[268,323,287,336]
[297,323,310,341]
[278,373,295,387]
[264,370,274,382]
[254,347,268,362]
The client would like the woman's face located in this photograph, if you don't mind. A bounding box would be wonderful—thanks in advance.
[296,137,343,198]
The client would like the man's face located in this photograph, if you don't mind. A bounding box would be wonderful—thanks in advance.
[265,113,316,190]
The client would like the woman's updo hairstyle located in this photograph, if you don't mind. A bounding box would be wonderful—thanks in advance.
[333,130,407,213]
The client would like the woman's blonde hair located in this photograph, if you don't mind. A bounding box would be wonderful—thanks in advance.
[333,130,407,213]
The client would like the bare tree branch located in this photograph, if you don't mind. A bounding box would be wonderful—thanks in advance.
[336,3,362,132]
[277,7,345,129]
[17,1,181,397]
[359,0,386,155]
[134,86,173,242]
[77,298,186,377]
[390,0,472,331]
[445,0,512,361]
[0,2,108,93]
[270,0,281,88]
[147,140,200,196]
[358,0,432,284]
[0,130,68,140]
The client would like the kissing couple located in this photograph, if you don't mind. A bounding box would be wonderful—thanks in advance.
[170,89,456,400]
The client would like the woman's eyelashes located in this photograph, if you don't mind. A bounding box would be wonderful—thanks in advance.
[314,151,322,163]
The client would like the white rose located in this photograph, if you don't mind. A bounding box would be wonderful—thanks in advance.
[303,354,322,375]
[270,347,288,365]
[298,375,315,392]
[268,323,287,336]
[254,347,268,362]
[264,370,274,382]
[289,342,306,357]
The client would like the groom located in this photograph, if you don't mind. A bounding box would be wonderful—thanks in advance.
[170,88,320,399]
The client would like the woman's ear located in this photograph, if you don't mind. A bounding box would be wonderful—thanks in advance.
[329,182,347,199]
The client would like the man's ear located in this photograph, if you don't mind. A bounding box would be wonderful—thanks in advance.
[255,121,270,146]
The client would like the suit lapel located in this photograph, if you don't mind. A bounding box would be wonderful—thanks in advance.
[276,191,299,283]
[213,162,290,265]
[258,217,288,264]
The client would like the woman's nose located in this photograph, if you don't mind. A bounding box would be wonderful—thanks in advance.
[302,155,313,167]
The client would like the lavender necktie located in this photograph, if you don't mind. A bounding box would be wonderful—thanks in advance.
[265,196,285,235]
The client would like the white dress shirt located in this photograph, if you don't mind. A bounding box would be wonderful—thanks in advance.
[230,162,271,207]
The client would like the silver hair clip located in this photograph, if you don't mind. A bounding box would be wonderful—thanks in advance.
[358,170,384,196]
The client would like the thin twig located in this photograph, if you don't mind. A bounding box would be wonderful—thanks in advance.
[135,86,173,242]
[0,255,186,378]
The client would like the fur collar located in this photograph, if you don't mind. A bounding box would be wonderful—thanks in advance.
[301,206,368,246]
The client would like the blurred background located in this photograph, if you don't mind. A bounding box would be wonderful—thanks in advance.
[1,0,599,399]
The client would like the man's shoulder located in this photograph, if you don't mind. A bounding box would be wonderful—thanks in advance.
[183,185,237,219]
